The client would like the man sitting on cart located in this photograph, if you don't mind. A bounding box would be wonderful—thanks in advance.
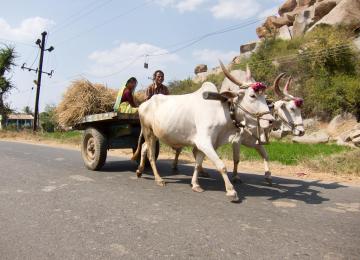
[114,77,138,114]
[145,70,169,100]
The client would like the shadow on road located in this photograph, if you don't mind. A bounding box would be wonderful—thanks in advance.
[100,158,346,205]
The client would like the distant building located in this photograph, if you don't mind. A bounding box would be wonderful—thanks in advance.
[2,114,34,129]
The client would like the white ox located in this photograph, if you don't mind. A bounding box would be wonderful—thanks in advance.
[172,69,305,185]
[132,61,274,201]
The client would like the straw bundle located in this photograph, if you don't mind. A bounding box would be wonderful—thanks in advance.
[56,80,117,128]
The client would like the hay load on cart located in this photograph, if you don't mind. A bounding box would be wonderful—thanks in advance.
[55,79,158,170]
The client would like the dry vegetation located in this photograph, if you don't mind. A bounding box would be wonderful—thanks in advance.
[55,79,147,128]
[55,80,117,128]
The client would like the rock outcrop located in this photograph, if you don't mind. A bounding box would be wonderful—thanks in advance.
[256,0,358,39]
[194,64,208,75]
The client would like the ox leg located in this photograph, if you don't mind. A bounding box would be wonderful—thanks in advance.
[231,142,242,184]
[146,133,165,187]
[172,148,182,170]
[254,145,272,186]
[136,143,147,178]
[196,142,239,202]
[191,150,205,193]
[192,147,209,178]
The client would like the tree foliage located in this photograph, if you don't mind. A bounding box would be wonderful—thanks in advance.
[0,45,16,126]
[40,104,58,132]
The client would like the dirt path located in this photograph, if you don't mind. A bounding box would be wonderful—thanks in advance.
[1,135,359,185]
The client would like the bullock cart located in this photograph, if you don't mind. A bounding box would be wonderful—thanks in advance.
[72,112,159,170]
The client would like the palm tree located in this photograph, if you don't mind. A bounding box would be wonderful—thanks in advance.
[0,45,16,127]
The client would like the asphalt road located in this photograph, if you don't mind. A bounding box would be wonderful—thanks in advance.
[0,141,359,259]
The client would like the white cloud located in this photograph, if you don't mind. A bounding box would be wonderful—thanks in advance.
[176,0,207,12]
[193,48,238,66]
[0,17,55,41]
[155,0,207,12]
[87,42,180,79]
[211,0,261,20]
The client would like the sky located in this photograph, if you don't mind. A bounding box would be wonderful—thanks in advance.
[0,0,282,112]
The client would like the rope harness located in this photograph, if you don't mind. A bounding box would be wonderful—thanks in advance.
[228,101,272,145]
[274,108,304,132]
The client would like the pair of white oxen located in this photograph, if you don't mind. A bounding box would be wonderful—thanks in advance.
[132,61,305,202]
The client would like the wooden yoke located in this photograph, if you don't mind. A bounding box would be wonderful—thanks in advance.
[202,91,227,102]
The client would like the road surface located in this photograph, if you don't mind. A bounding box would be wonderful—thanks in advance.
[0,141,359,259]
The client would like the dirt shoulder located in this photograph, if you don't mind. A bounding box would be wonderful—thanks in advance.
[1,134,359,186]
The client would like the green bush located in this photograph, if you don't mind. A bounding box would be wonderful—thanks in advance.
[40,104,58,132]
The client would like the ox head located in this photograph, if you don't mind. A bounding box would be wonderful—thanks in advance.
[219,61,275,143]
[272,74,305,136]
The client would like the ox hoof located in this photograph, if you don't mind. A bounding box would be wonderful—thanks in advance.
[192,186,204,193]
[226,190,239,202]
[232,176,243,184]
[265,177,272,186]
[199,171,210,178]
[156,179,166,187]
[136,170,142,178]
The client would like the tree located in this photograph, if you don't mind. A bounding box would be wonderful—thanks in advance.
[23,106,33,115]
[0,45,16,127]
[40,104,58,132]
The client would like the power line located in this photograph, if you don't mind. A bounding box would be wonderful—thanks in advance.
[50,0,102,32]
[83,17,267,78]
[0,37,37,48]
[51,0,115,35]
[57,0,154,46]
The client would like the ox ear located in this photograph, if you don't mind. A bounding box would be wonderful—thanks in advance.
[220,91,237,101]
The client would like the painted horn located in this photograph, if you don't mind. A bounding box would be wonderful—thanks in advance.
[283,76,295,100]
[272,72,286,98]
[219,60,248,89]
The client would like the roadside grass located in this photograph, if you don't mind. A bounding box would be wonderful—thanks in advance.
[306,149,360,176]
[162,141,351,166]
[0,129,82,145]
[41,131,82,144]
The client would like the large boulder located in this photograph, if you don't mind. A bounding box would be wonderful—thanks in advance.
[336,126,360,147]
[256,26,269,38]
[292,8,315,37]
[297,0,317,7]
[354,36,360,51]
[263,16,278,30]
[327,113,357,136]
[272,15,294,28]
[278,25,293,40]
[352,137,360,147]
[292,130,330,144]
[194,64,208,75]
[279,0,297,16]
[313,0,337,22]
[240,41,258,54]
[311,0,360,29]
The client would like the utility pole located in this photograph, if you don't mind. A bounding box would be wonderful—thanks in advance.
[21,31,54,131]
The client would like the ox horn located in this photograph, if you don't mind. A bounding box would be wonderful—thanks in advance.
[272,72,286,98]
[284,76,295,100]
[219,60,247,89]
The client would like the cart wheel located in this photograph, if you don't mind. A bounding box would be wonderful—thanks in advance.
[132,139,160,166]
[81,127,107,171]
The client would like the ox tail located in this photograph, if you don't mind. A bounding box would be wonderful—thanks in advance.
[131,129,143,161]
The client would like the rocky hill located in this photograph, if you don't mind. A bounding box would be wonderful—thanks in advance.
[257,0,360,40]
